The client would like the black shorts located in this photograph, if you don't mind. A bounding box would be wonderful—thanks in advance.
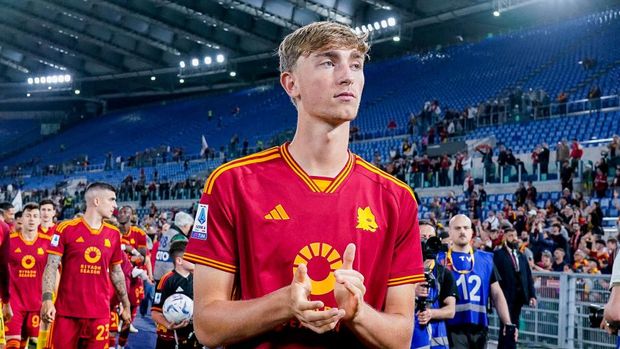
[447,324,488,349]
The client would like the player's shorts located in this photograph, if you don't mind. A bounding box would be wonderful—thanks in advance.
[109,307,120,333]
[0,308,5,345]
[4,310,40,338]
[49,316,109,349]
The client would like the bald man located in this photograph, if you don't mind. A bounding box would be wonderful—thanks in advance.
[437,214,515,349]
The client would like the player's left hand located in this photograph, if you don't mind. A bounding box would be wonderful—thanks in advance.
[334,243,366,322]
[416,309,432,326]
[120,304,132,329]
[2,302,13,323]
[502,324,519,342]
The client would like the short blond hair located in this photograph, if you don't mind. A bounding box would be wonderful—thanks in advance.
[278,21,369,73]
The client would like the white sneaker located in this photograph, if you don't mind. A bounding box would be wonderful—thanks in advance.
[129,324,139,333]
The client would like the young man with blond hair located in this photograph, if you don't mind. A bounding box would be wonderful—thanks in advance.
[185,21,424,348]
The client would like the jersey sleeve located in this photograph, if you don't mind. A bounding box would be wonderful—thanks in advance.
[135,228,148,250]
[152,273,172,312]
[111,231,123,265]
[438,265,458,301]
[184,172,238,274]
[47,225,66,257]
[387,191,425,287]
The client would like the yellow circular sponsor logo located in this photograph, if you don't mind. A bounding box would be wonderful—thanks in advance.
[21,255,36,269]
[293,242,342,295]
[84,246,102,264]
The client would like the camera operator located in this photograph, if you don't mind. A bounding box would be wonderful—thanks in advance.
[601,251,620,348]
[412,221,457,349]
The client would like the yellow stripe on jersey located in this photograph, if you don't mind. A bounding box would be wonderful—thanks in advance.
[37,233,52,240]
[311,179,332,192]
[355,156,417,203]
[54,218,82,233]
[184,252,237,273]
[280,145,321,192]
[325,153,355,193]
[103,223,121,233]
[387,274,425,286]
[204,147,281,195]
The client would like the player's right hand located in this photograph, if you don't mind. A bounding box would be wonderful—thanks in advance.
[2,302,13,323]
[415,283,429,298]
[41,300,56,324]
[168,319,190,330]
[290,263,345,334]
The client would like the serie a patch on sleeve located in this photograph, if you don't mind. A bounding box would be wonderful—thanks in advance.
[51,234,60,247]
[191,204,208,240]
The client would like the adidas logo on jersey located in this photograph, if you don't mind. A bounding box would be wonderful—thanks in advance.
[175,287,184,292]
[76,237,85,243]
[264,204,290,220]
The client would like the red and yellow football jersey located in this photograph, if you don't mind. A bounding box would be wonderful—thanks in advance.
[38,224,56,237]
[186,144,424,346]
[121,226,147,254]
[8,232,51,311]
[48,217,123,319]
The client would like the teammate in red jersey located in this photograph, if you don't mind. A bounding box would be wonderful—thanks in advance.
[185,21,424,348]
[40,182,131,349]
[0,203,15,231]
[116,205,151,347]
[5,203,50,349]
[0,210,13,349]
[38,199,56,237]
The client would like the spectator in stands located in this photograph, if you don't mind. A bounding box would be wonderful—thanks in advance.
[534,250,553,271]
[557,91,568,116]
[606,238,617,273]
[612,166,620,192]
[572,249,588,272]
[590,201,604,229]
[453,152,464,185]
[594,168,609,198]
[476,144,494,182]
[464,172,474,199]
[439,155,451,186]
[556,140,570,165]
[569,139,584,171]
[561,161,574,192]
[467,106,477,131]
[387,119,397,135]
[526,181,537,203]
[608,135,620,166]
[537,143,550,176]
[515,183,527,207]
[587,85,602,116]
[498,145,509,177]
[485,210,500,230]
[478,185,487,203]
[552,248,567,271]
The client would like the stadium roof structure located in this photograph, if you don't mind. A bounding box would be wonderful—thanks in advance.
[0,0,617,109]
